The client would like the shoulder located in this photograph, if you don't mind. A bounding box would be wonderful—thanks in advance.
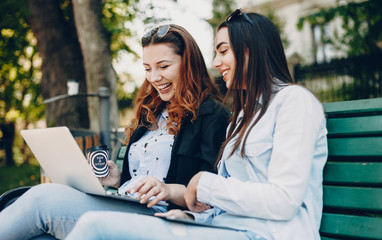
[272,84,325,119]
[275,85,322,107]
[198,98,229,117]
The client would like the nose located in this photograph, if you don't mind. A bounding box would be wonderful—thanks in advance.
[149,68,162,83]
[212,54,221,69]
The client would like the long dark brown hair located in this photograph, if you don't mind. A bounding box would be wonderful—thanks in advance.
[124,24,220,145]
[219,12,294,159]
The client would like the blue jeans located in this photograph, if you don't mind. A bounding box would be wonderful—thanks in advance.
[65,211,267,240]
[0,183,163,240]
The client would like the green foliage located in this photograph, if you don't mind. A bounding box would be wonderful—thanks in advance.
[0,0,44,124]
[207,0,235,32]
[297,0,382,56]
[102,0,178,59]
[0,164,40,195]
[102,0,140,58]
[116,73,139,110]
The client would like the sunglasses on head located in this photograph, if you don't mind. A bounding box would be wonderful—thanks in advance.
[143,25,171,39]
[226,8,254,26]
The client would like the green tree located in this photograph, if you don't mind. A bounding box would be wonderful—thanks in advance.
[297,0,382,56]
[0,1,43,165]
[0,1,44,127]
[0,0,142,164]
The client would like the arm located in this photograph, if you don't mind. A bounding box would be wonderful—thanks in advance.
[191,88,326,220]
[129,177,187,208]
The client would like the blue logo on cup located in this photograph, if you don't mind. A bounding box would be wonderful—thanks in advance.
[86,145,109,177]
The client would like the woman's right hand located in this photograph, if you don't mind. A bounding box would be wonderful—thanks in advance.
[184,172,211,212]
[99,160,121,188]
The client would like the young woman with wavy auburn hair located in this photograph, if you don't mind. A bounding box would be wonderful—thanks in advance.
[0,24,230,240]
[126,24,221,139]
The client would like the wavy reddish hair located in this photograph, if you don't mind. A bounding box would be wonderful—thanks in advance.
[124,24,220,144]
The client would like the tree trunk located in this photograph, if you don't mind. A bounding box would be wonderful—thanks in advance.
[72,0,119,132]
[27,0,89,129]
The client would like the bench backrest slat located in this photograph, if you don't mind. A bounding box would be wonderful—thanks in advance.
[320,213,382,239]
[324,162,382,185]
[324,98,382,117]
[320,97,382,240]
[327,115,382,136]
[328,137,382,156]
[323,186,382,211]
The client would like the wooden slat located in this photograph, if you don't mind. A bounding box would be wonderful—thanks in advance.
[93,134,101,146]
[74,136,84,152]
[324,162,382,184]
[323,186,382,211]
[327,115,382,136]
[324,98,382,117]
[84,135,94,150]
[328,137,382,156]
[320,213,382,239]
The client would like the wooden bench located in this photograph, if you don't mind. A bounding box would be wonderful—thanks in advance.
[319,97,382,239]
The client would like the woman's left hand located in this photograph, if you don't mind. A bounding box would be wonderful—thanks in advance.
[184,172,211,212]
[129,176,170,208]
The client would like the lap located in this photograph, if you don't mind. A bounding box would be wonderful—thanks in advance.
[0,183,161,240]
[67,211,266,240]
[23,183,158,215]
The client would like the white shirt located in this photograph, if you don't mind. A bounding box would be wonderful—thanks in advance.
[118,110,175,194]
[192,85,328,240]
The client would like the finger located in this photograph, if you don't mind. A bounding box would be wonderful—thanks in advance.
[129,178,149,194]
[106,160,116,168]
[146,191,166,208]
[140,187,161,204]
[135,178,160,197]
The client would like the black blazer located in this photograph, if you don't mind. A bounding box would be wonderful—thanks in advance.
[120,98,230,209]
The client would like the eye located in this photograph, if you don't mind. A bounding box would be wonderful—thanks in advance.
[144,67,151,72]
[160,65,169,69]
[220,49,227,54]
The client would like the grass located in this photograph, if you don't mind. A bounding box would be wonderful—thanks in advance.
[0,164,41,195]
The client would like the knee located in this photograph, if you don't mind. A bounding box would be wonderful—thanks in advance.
[22,183,74,207]
[67,212,105,239]
[77,211,105,226]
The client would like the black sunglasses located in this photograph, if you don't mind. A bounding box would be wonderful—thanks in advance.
[226,8,254,26]
[143,25,170,39]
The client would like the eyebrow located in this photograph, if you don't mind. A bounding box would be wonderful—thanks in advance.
[216,41,229,50]
[143,60,172,66]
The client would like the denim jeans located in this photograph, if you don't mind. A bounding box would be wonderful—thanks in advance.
[0,183,162,240]
[65,211,267,240]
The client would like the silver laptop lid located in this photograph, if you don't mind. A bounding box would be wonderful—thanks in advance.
[20,126,106,195]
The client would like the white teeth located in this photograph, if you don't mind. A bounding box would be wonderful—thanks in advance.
[222,71,228,77]
[158,83,172,90]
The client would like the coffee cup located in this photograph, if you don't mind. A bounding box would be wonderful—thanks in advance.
[85,145,110,177]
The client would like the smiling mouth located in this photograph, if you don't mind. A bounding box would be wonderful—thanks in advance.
[157,82,172,93]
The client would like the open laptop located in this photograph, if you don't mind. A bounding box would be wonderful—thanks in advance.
[20,126,167,206]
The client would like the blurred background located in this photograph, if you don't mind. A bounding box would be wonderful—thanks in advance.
[1,0,381,195]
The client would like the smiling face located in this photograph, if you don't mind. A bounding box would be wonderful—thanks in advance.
[212,27,236,89]
[143,43,182,102]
